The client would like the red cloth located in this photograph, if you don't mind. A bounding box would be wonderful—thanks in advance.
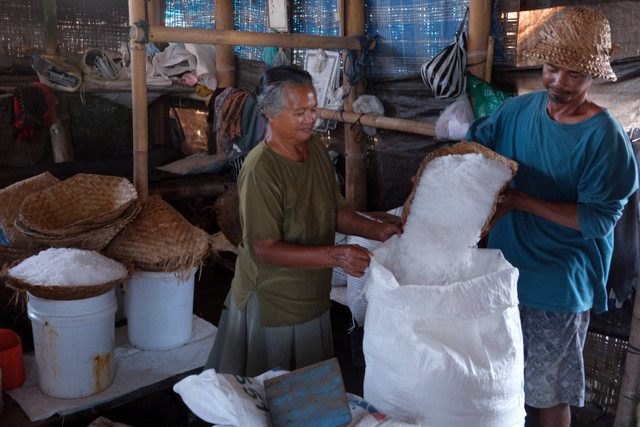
[13,83,58,141]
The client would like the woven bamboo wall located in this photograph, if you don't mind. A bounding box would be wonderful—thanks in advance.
[0,0,128,64]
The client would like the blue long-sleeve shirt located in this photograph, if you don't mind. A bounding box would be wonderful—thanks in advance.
[466,91,638,313]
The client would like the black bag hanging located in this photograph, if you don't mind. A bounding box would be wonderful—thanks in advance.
[420,7,469,99]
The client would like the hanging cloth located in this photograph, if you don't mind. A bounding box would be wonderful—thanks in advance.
[420,7,469,99]
[13,83,58,141]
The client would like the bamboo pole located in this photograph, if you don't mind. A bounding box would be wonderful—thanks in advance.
[485,35,495,83]
[467,0,492,80]
[42,0,60,57]
[317,108,436,137]
[214,0,235,89]
[343,0,366,211]
[614,281,640,427]
[144,26,362,50]
[130,0,149,200]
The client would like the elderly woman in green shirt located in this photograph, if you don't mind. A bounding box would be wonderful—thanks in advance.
[205,65,401,376]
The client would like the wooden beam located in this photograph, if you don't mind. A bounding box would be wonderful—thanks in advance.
[145,26,362,50]
[343,0,367,211]
[130,0,149,200]
[42,0,60,57]
[467,0,493,80]
[317,108,436,137]
[214,0,235,89]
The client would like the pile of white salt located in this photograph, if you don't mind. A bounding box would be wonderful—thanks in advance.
[9,247,128,286]
[390,152,513,286]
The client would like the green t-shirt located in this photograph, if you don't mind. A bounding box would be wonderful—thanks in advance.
[231,135,347,327]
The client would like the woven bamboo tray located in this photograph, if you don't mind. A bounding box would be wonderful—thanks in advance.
[0,172,59,247]
[15,201,141,250]
[401,141,519,227]
[17,173,138,233]
[2,256,134,301]
[0,244,39,269]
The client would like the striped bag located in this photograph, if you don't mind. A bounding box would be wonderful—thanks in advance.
[420,7,469,99]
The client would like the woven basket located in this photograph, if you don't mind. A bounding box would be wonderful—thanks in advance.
[1,255,134,301]
[15,200,141,251]
[214,187,241,247]
[17,173,138,233]
[0,244,39,269]
[401,141,519,227]
[0,172,59,247]
[104,195,211,272]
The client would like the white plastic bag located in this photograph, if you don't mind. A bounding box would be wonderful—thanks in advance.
[363,238,525,427]
[435,94,475,141]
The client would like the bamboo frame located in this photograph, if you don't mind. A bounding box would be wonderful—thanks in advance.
[467,0,493,80]
[141,26,362,50]
[128,0,435,205]
[342,0,367,211]
[317,108,436,137]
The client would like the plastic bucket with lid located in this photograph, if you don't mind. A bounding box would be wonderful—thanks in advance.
[0,328,25,390]
[27,289,117,399]
[125,268,196,350]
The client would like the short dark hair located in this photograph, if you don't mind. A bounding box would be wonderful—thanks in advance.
[253,65,314,118]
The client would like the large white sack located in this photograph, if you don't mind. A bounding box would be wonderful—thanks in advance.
[346,234,381,325]
[363,236,525,427]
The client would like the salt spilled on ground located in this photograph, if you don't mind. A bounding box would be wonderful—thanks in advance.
[390,153,513,286]
[9,247,128,286]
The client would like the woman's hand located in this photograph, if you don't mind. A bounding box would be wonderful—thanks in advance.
[328,244,372,277]
[374,222,402,242]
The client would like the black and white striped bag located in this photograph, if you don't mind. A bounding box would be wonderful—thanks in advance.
[421,8,469,99]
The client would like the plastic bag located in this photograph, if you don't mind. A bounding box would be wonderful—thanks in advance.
[435,94,475,141]
[80,48,123,80]
[420,7,468,99]
[31,55,82,92]
[467,73,511,118]
[352,95,384,136]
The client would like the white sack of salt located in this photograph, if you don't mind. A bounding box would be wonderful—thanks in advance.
[391,152,513,286]
[9,247,128,286]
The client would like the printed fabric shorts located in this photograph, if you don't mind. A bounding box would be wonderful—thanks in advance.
[519,304,590,408]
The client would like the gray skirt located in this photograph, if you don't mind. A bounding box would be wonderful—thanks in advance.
[204,291,334,377]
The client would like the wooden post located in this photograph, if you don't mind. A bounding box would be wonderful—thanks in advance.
[215,0,235,89]
[130,0,149,200]
[343,0,367,211]
[147,0,171,149]
[42,0,60,57]
[614,281,640,427]
[467,0,492,80]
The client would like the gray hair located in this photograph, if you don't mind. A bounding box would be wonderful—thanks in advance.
[253,65,314,118]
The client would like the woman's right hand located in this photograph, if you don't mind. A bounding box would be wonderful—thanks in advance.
[329,244,372,277]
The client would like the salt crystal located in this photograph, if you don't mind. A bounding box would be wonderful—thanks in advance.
[8,247,128,286]
[390,153,513,286]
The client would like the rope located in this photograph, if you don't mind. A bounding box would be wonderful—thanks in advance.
[124,19,150,67]
[343,35,378,100]
[350,113,365,130]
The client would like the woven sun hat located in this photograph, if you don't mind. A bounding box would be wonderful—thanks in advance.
[402,141,518,230]
[0,172,59,248]
[103,195,211,273]
[525,7,618,81]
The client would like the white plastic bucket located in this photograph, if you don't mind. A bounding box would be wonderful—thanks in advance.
[125,268,196,350]
[27,290,117,399]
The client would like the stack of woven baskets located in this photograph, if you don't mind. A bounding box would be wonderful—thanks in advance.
[10,173,141,251]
